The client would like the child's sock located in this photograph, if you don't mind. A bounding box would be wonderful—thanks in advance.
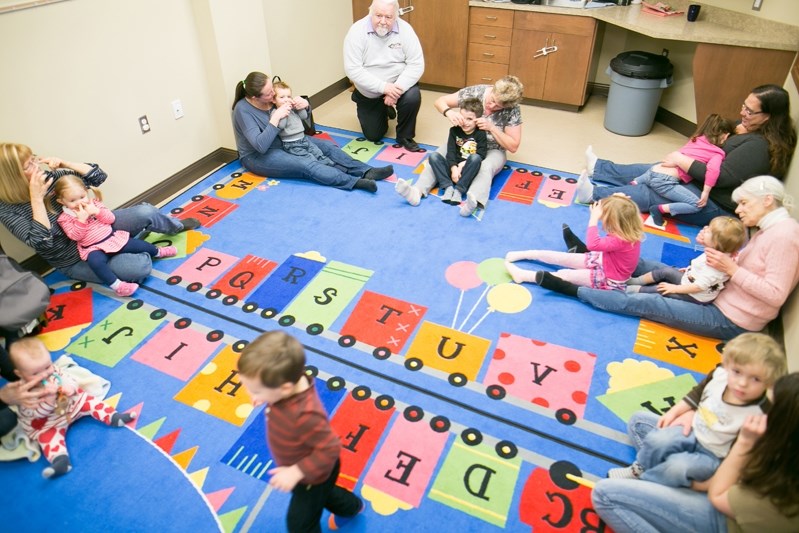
[646,206,666,229]
[535,271,579,297]
[364,165,393,181]
[440,186,455,204]
[328,498,365,531]
[42,454,72,479]
[585,145,597,176]
[627,275,647,285]
[448,188,462,205]
[395,179,421,206]
[156,246,178,258]
[111,280,139,297]
[505,261,539,284]
[562,224,589,254]
[625,285,641,294]
[574,169,594,204]
[459,192,478,217]
[353,178,377,193]
[111,411,137,427]
[607,462,643,480]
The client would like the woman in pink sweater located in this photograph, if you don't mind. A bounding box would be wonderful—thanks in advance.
[537,175,799,340]
[505,195,644,291]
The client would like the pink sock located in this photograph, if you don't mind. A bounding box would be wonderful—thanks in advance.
[157,246,178,258]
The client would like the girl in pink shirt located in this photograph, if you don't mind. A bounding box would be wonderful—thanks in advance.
[506,194,644,290]
[54,175,177,296]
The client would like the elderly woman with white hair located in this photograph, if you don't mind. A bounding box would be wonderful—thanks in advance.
[535,175,799,340]
[395,75,524,216]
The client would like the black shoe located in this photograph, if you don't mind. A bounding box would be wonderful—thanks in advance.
[386,105,397,120]
[180,217,202,232]
[562,224,588,254]
[537,272,580,297]
[397,138,421,152]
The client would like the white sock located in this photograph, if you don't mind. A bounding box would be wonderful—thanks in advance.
[395,179,421,206]
[505,250,538,262]
[505,261,539,284]
[585,145,597,176]
[575,169,594,204]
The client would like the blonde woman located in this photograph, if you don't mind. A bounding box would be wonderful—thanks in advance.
[396,75,524,216]
[0,143,197,283]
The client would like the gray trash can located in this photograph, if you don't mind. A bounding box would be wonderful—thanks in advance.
[604,51,673,136]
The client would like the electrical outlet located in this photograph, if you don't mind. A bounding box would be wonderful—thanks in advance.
[171,99,184,120]
[139,115,151,134]
[752,0,762,10]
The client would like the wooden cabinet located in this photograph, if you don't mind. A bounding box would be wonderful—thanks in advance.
[466,7,514,87]
[351,0,468,89]
[510,12,596,107]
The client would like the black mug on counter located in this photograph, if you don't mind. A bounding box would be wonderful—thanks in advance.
[687,4,701,22]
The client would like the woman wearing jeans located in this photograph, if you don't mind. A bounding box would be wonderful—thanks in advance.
[592,372,799,532]
[0,143,197,284]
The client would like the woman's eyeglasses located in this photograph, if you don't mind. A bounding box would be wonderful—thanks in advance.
[741,104,764,116]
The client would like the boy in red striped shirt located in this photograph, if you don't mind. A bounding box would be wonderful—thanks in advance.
[237,331,364,531]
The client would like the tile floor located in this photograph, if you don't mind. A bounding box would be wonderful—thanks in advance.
[313,88,688,175]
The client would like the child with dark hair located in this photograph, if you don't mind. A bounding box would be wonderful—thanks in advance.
[425,97,488,206]
[578,113,735,229]
[237,331,364,531]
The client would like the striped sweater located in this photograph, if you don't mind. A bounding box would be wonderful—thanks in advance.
[265,377,341,485]
[0,164,107,269]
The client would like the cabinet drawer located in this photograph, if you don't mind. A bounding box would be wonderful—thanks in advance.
[470,6,514,28]
[514,11,595,35]
[466,60,509,86]
[468,42,511,65]
[469,24,513,47]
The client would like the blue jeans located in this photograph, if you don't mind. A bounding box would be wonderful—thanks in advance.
[592,160,730,226]
[592,411,728,532]
[637,425,720,487]
[576,286,748,340]
[635,170,701,216]
[428,153,482,194]
[242,137,371,190]
[60,203,183,284]
[592,478,727,533]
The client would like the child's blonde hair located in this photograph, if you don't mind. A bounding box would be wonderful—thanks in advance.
[48,174,102,213]
[273,80,291,94]
[599,195,644,244]
[722,332,787,385]
[237,331,305,388]
[707,216,746,254]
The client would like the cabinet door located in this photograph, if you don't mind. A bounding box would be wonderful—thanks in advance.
[542,31,593,105]
[351,0,370,21]
[409,0,468,87]
[509,29,549,100]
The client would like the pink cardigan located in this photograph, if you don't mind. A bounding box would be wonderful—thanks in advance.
[715,217,799,331]
[677,136,726,187]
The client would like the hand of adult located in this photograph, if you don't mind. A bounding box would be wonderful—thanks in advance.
[25,165,53,202]
[705,247,738,277]
[0,370,52,409]
[383,95,398,107]
[662,151,692,171]
[475,117,495,133]
[384,83,404,100]
[291,97,309,110]
[446,110,464,128]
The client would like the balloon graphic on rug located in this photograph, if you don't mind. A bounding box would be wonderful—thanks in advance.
[456,257,519,331]
[466,283,532,333]
[445,261,482,328]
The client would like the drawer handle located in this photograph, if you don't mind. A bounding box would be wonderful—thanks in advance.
[482,52,495,58]
[485,16,498,20]
[484,34,497,40]
[481,77,494,81]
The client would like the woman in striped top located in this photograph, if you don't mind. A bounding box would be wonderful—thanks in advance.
[0,143,198,284]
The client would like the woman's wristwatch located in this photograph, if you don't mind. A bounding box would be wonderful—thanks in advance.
[443,107,457,118]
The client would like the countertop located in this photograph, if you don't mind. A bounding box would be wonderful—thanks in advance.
[469,1,799,51]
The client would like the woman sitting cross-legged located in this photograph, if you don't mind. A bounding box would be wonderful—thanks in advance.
[537,175,799,340]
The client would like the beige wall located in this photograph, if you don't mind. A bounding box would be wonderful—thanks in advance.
[0,0,353,261]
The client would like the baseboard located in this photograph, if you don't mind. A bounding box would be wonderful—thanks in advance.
[589,82,696,136]
[308,77,353,109]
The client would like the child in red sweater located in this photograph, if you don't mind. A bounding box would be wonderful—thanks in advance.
[237,331,364,531]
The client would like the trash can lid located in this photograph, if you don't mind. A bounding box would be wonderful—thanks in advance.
[610,51,673,80]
